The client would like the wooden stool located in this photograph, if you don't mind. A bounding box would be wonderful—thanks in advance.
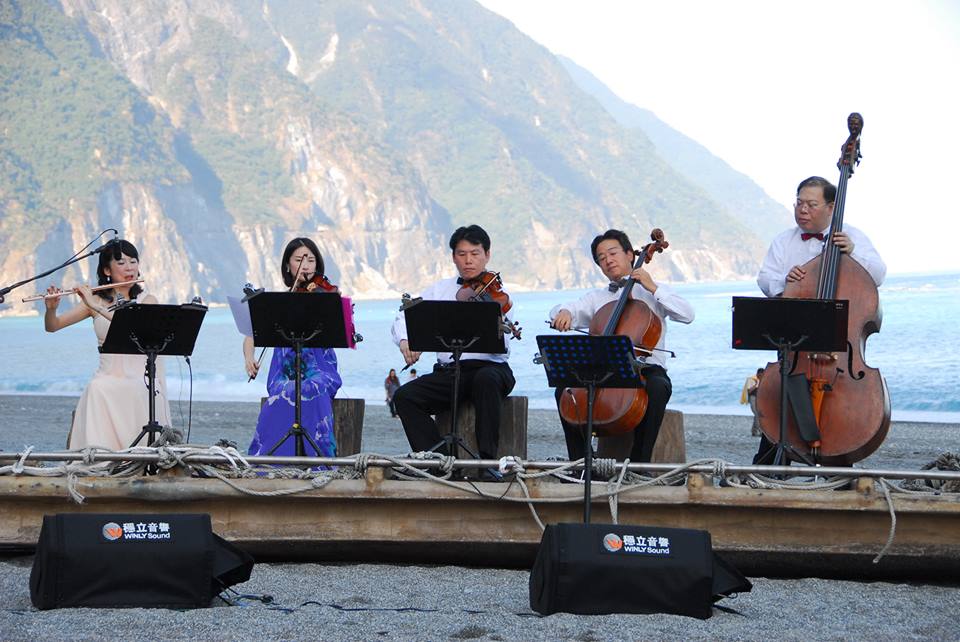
[596,408,685,463]
[435,396,528,459]
[260,397,365,456]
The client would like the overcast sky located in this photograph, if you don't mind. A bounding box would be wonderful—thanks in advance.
[477,0,960,275]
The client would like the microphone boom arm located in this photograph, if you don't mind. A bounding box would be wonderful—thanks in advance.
[0,230,119,305]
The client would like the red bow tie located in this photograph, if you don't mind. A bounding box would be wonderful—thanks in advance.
[801,232,825,241]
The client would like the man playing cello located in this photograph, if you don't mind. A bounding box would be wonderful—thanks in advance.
[549,229,694,463]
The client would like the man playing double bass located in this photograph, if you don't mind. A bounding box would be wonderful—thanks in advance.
[549,229,694,463]
[391,225,516,479]
[753,176,887,463]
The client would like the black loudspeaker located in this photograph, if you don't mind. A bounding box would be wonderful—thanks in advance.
[30,513,254,609]
[530,523,751,619]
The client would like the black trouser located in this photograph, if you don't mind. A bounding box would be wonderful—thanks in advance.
[555,365,672,463]
[393,360,516,459]
[753,434,777,465]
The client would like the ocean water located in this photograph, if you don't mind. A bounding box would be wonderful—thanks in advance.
[2,272,957,422]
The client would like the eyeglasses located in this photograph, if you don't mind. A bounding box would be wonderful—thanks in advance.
[795,199,826,210]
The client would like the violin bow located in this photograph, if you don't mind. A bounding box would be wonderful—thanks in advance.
[248,255,308,382]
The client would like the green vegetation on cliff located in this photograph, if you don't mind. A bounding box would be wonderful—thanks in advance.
[0,0,180,244]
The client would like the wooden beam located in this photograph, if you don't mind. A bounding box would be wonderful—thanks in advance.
[1,474,958,579]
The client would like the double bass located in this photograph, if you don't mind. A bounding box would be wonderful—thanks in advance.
[756,113,890,465]
[558,229,668,436]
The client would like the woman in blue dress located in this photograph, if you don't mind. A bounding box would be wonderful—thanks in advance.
[242,238,342,457]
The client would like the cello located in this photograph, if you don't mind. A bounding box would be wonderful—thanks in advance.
[558,229,668,436]
[755,113,891,465]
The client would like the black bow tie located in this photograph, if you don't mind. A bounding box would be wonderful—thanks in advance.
[801,232,825,241]
[608,279,627,292]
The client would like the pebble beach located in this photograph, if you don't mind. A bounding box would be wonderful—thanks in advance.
[1,395,959,640]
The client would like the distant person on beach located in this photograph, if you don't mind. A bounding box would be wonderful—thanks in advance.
[740,368,764,437]
[243,237,342,458]
[408,368,417,380]
[753,176,887,463]
[384,369,401,417]
[42,239,171,450]
[391,225,516,478]
[549,229,694,463]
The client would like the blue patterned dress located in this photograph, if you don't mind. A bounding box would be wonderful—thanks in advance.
[248,347,342,457]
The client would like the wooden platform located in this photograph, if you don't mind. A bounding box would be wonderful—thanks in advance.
[2,470,959,580]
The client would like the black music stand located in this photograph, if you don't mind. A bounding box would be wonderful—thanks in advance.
[100,303,207,447]
[248,291,348,457]
[732,297,848,466]
[404,300,505,461]
[536,334,644,523]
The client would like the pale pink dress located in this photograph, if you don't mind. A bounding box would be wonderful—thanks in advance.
[68,293,171,450]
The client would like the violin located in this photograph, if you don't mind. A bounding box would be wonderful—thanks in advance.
[248,273,360,382]
[456,271,522,339]
[295,274,362,348]
[295,274,339,293]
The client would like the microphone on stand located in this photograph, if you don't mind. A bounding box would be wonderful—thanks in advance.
[93,230,121,255]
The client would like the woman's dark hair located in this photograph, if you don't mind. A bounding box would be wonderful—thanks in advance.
[590,229,633,265]
[449,225,491,252]
[95,239,143,301]
[281,237,324,287]
[796,176,837,204]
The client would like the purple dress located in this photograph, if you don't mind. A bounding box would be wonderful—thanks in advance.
[248,347,342,457]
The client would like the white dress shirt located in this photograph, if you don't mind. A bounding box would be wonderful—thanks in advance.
[757,224,887,297]
[391,277,512,365]
[548,284,694,370]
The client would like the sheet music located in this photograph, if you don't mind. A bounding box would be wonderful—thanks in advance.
[227,295,253,337]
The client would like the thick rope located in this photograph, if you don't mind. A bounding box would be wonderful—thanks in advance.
[593,458,616,480]
[12,446,33,474]
[607,458,630,524]
[873,478,898,564]
[389,451,457,481]
[900,451,960,493]
[5,445,959,555]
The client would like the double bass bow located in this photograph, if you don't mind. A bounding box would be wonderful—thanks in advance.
[755,113,891,465]
[558,229,669,436]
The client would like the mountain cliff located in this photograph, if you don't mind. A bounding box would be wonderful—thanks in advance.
[558,56,791,241]
[1,0,778,314]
